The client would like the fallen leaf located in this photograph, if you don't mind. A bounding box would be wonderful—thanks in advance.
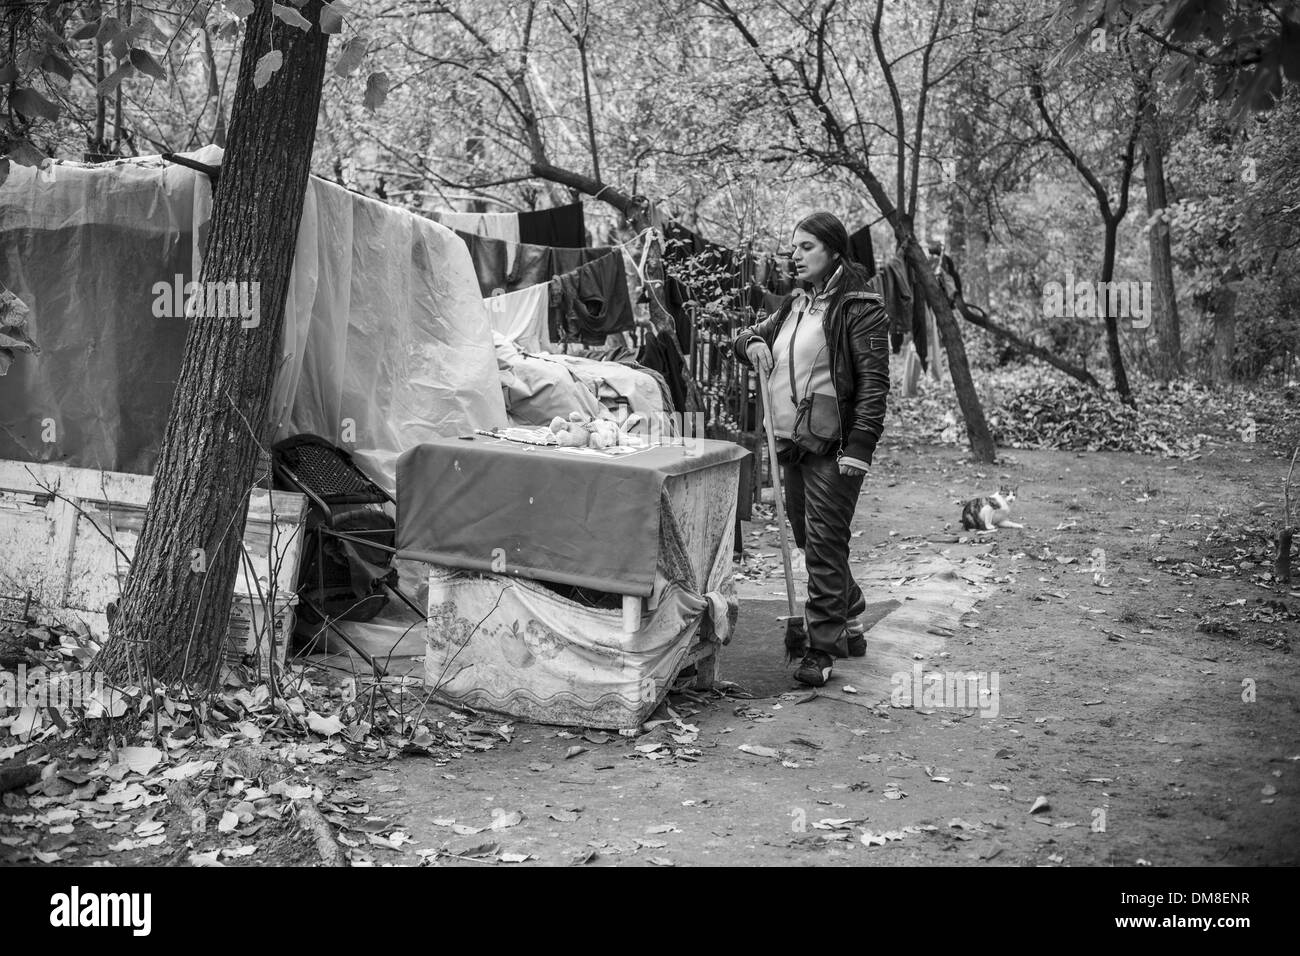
[306,712,344,736]
[117,746,163,776]
[564,746,588,760]
[811,818,855,830]
[488,809,523,830]
[1029,795,1050,814]
[161,761,214,782]
[738,744,780,759]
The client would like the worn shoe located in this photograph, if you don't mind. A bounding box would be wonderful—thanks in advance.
[794,649,834,687]
[847,618,866,657]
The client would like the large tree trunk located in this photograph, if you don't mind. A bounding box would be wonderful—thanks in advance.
[96,3,330,686]
[1211,281,1238,383]
[1100,219,1134,403]
[945,85,989,306]
[1143,109,1182,379]
[901,235,997,462]
[963,221,990,308]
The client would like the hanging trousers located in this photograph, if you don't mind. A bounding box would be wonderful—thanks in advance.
[781,448,866,657]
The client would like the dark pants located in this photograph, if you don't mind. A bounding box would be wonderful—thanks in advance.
[782,449,866,657]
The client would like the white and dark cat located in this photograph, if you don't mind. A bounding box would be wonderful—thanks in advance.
[960,485,1023,532]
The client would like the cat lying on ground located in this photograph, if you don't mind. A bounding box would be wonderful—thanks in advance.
[960,485,1023,532]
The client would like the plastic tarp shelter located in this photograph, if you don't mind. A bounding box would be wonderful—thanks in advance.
[0,145,507,489]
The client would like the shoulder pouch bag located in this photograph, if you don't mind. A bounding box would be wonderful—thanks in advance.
[786,302,841,457]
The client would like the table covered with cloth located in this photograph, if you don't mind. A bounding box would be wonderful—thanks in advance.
[395,436,750,728]
[396,437,749,598]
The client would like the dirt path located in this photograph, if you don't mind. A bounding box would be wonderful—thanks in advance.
[325,441,1300,866]
[5,440,1295,867]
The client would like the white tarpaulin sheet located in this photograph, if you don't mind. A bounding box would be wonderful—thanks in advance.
[0,146,506,488]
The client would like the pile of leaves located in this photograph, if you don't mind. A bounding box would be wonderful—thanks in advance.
[887,365,1299,457]
[987,379,1210,455]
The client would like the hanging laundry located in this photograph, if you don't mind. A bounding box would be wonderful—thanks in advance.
[637,326,688,413]
[664,275,695,354]
[518,201,586,248]
[912,270,929,370]
[551,251,635,346]
[486,282,551,353]
[928,302,946,382]
[848,224,877,278]
[900,341,922,397]
[456,229,541,296]
[435,210,520,244]
[454,229,612,298]
[870,251,913,348]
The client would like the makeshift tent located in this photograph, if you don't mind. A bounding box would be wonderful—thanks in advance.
[0,147,511,662]
[0,145,508,490]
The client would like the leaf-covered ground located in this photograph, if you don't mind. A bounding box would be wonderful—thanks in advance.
[2,377,1297,866]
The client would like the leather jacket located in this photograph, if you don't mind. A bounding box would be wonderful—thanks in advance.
[733,264,891,464]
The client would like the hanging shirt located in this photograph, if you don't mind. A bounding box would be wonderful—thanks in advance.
[518,202,586,248]
[551,251,634,345]
[486,282,551,353]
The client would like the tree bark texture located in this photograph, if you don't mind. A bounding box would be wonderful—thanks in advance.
[1100,219,1133,403]
[96,2,330,686]
[902,234,997,462]
[1142,107,1183,379]
[1212,281,1238,383]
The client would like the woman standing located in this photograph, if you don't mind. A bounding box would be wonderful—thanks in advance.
[733,212,891,687]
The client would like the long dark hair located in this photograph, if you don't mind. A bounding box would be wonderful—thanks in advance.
[792,210,869,290]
